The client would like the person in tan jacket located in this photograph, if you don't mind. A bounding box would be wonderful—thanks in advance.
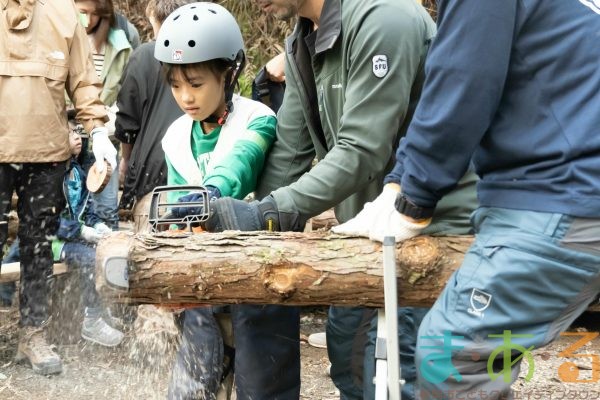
[0,0,117,375]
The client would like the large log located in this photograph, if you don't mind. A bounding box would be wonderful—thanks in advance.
[96,231,473,307]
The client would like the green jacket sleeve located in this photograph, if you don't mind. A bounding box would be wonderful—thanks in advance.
[272,3,434,220]
[164,154,189,202]
[204,115,277,200]
[254,61,317,200]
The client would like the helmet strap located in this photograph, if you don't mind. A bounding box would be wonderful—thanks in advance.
[204,51,245,126]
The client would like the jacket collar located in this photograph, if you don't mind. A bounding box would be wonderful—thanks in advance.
[107,27,132,52]
[297,0,341,56]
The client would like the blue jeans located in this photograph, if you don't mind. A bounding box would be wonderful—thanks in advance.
[416,207,600,399]
[168,307,224,400]
[62,241,100,310]
[327,306,428,400]
[92,157,119,230]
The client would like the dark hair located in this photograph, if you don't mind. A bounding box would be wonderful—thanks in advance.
[162,59,233,85]
[75,0,116,27]
[146,0,196,25]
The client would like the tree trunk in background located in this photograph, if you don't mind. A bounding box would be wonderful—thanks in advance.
[96,231,472,307]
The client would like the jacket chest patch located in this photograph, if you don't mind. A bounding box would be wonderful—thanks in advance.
[372,55,388,78]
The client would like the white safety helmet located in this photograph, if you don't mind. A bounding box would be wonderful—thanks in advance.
[154,2,246,123]
[154,2,244,65]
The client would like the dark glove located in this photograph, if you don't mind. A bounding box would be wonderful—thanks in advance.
[172,186,221,218]
[203,196,281,232]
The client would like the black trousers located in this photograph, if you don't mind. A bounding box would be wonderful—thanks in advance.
[0,162,66,326]
[168,305,301,400]
[231,305,301,400]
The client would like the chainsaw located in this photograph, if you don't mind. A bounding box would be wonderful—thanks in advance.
[101,185,211,292]
[148,185,211,233]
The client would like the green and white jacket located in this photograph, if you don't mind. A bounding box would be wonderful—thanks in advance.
[162,94,276,200]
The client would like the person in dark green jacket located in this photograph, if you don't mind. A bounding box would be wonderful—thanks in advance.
[203,1,478,399]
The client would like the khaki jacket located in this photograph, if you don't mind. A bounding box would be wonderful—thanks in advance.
[0,0,107,162]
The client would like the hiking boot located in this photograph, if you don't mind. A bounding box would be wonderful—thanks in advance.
[15,326,62,375]
[81,316,124,347]
[307,331,327,349]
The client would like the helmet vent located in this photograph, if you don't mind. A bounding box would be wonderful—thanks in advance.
[208,9,217,14]
[188,40,196,47]
[193,15,198,21]
[164,40,170,47]
[173,15,180,21]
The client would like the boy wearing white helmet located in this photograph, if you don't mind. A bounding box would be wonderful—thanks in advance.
[154,3,284,399]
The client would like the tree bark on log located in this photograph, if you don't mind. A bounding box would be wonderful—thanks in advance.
[96,231,473,307]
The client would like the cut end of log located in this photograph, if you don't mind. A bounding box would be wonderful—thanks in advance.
[262,264,324,300]
[398,236,443,284]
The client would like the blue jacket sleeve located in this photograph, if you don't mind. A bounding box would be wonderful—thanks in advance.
[84,195,102,228]
[386,0,518,208]
[56,218,82,241]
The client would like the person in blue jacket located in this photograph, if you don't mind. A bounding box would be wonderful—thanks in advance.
[334,0,600,398]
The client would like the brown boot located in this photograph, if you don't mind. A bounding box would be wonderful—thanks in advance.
[15,326,62,375]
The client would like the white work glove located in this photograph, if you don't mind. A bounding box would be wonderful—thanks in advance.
[81,225,103,244]
[332,185,431,243]
[93,222,113,235]
[91,126,117,173]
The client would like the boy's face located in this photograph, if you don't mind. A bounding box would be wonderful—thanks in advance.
[69,132,83,157]
[170,66,226,122]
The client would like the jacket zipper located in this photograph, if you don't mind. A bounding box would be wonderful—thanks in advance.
[319,84,337,146]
